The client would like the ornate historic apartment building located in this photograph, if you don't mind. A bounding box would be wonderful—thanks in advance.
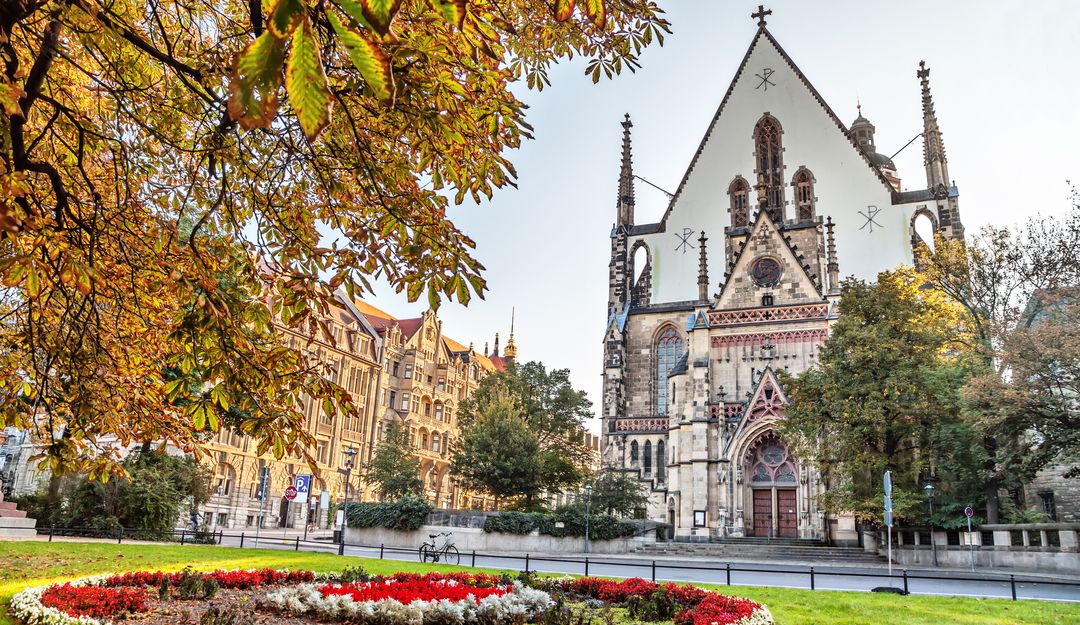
[196,296,516,529]
[601,9,965,542]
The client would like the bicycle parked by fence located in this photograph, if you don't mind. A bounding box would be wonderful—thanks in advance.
[419,531,459,565]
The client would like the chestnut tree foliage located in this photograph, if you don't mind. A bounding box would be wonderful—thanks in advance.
[0,0,670,481]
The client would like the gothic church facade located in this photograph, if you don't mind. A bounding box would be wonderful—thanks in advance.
[601,9,964,542]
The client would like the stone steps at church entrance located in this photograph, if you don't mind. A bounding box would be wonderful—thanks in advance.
[634,541,886,564]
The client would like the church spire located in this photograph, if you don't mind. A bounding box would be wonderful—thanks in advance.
[825,216,840,295]
[504,308,517,360]
[616,114,635,227]
[918,60,950,193]
[491,332,500,357]
[697,231,709,301]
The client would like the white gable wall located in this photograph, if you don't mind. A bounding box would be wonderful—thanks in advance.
[633,33,912,305]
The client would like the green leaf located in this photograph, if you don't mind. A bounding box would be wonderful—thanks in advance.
[270,0,304,38]
[327,10,396,104]
[285,16,333,139]
[188,402,207,430]
[356,0,403,35]
[165,379,186,403]
[581,0,605,28]
[210,384,230,411]
[427,284,439,311]
[406,279,423,302]
[427,0,467,29]
[227,31,286,130]
[25,265,40,298]
[553,0,574,21]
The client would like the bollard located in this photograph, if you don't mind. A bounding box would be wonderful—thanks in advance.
[726,562,731,586]
[902,569,909,595]
[810,566,815,591]
[380,544,385,559]
[651,560,656,582]
[472,550,477,568]
[1010,574,1017,601]
[118,527,124,545]
[338,540,345,556]
[295,537,300,551]
[180,530,186,546]
[217,530,223,545]
[525,553,530,574]
[584,557,589,577]
[240,532,245,548]
[49,525,54,543]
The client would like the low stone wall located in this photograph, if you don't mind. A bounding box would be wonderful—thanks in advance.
[880,523,1080,572]
[345,523,655,555]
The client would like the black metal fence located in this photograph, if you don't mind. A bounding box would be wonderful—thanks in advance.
[16,524,1080,603]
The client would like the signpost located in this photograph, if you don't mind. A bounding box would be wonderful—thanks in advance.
[884,471,894,581]
[253,463,270,549]
[965,506,975,571]
[294,475,312,540]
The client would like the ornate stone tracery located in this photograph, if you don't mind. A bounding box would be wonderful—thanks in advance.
[746,432,798,485]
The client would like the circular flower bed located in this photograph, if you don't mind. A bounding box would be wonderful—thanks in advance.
[10,569,771,625]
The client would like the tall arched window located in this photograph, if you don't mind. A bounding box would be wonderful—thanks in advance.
[728,177,750,227]
[630,440,639,465]
[655,327,684,416]
[793,168,815,221]
[643,440,653,475]
[656,440,666,480]
[754,115,784,221]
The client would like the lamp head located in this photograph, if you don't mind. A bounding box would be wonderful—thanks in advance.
[923,483,934,499]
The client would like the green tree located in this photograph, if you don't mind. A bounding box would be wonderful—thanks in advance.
[782,268,981,525]
[18,450,211,532]
[459,361,596,495]
[363,421,423,501]
[918,194,1080,521]
[587,470,649,517]
[450,386,542,508]
[0,0,669,481]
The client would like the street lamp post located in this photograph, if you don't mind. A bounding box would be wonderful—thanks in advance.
[924,483,938,567]
[583,483,593,554]
[342,448,358,543]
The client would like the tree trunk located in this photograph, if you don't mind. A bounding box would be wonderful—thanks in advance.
[984,476,1000,524]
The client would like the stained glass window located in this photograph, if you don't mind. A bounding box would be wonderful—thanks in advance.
[657,440,666,480]
[656,327,684,416]
[644,440,653,475]
[630,440,639,465]
[748,433,798,484]
[754,116,785,221]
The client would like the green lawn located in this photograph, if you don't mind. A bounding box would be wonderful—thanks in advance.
[0,540,1076,625]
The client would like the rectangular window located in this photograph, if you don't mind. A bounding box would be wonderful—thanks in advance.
[246,515,254,527]
[1040,492,1058,521]
[389,390,397,408]
[217,513,228,527]
[404,363,413,379]
[401,392,410,412]
[437,377,445,390]
[392,361,400,377]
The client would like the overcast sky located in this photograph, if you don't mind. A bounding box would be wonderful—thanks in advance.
[364,1,1080,430]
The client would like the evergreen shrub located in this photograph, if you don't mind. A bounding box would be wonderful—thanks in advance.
[345,495,432,531]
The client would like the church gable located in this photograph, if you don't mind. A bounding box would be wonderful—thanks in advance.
[661,27,893,229]
[725,366,788,453]
[714,210,823,310]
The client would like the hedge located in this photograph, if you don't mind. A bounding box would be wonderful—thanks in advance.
[483,509,638,541]
[344,495,432,531]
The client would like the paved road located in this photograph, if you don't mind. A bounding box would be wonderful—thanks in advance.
[222,533,1080,602]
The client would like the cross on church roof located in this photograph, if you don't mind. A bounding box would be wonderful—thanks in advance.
[752,4,772,27]
[917,60,930,81]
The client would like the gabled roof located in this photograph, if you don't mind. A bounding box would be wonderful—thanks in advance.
[442,336,469,353]
[726,367,787,452]
[353,299,396,321]
[713,208,824,309]
[658,26,895,229]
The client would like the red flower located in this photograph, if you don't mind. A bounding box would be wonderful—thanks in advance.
[40,584,149,619]
[563,576,763,625]
[319,576,510,604]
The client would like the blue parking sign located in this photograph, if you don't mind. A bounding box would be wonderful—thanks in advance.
[294,475,312,504]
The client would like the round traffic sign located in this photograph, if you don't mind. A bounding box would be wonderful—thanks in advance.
[285,485,298,501]
[964,506,974,518]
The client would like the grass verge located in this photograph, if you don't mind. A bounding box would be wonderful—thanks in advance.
[0,540,1075,625]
